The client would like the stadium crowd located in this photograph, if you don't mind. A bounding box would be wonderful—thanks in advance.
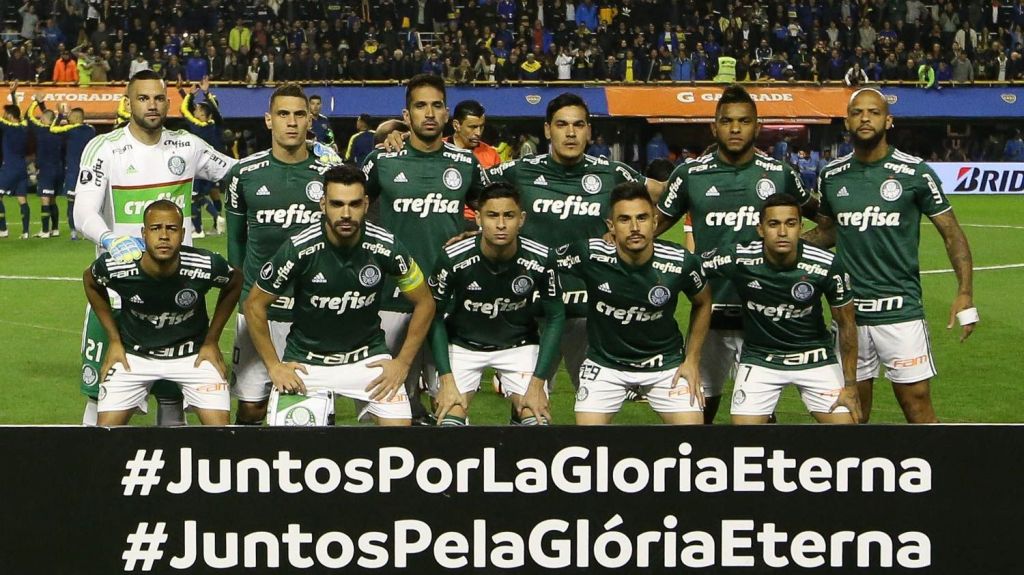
[3,0,1024,85]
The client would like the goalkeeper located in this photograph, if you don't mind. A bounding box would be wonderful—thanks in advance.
[73,70,236,425]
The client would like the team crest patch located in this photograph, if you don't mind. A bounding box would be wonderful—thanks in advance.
[175,288,199,308]
[733,389,746,406]
[305,181,325,202]
[82,365,99,387]
[442,168,463,190]
[168,156,187,176]
[260,262,274,280]
[78,170,93,184]
[359,264,382,287]
[576,386,589,401]
[511,275,534,295]
[755,178,776,200]
[880,179,903,201]
[791,281,814,302]
[285,406,316,426]
[648,285,671,306]
[581,174,602,194]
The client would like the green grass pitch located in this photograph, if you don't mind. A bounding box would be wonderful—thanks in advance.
[0,194,1019,424]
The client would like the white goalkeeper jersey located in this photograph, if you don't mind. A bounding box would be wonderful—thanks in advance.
[73,126,236,254]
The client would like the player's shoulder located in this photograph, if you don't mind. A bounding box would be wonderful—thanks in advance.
[734,239,764,258]
[800,242,837,268]
[231,149,272,175]
[441,142,477,165]
[179,245,217,269]
[586,237,617,259]
[363,220,397,246]
[890,147,925,166]
[819,152,855,179]
[652,239,692,266]
[85,126,127,151]
[518,235,552,260]
[751,153,790,174]
[442,234,479,265]
[95,252,141,277]
[162,128,197,144]
[288,223,326,254]
[678,153,716,176]
[582,154,612,168]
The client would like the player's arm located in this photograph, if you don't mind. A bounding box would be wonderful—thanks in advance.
[829,301,862,422]
[360,150,382,202]
[193,133,237,183]
[677,255,712,408]
[367,257,436,401]
[179,88,207,127]
[72,142,147,260]
[427,259,465,420]
[654,164,687,237]
[26,97,45,127]
[645,177,664,203]
[931,209,976,341]
[224,171,247,268]
[82,260,130,377]
[195,261,242,379]
[525,263,565,424]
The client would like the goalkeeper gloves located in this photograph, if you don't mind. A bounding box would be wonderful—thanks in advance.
[101,233,146,263]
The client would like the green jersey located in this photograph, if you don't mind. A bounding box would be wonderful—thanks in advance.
[657,152,810,326]
[429,235,564,379]
[702,240,853,370]
[363,142,486,313]
[485,154,646,317]
[224,150,325,322]
[557,238,706,372]
[255,221,424,366]
[818,147,950,325]
[90,246,234,359]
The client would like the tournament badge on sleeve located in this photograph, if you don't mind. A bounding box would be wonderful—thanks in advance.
[267,388,336,426]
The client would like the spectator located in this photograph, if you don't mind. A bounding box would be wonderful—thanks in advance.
[128,52,150,79]
[844,61,869,85]
[19,2,38,40]
[164,55,184,83]
[772,135,790,162]
[229,19,252,53]
[517,131,539,157]
[796,148,818,191]
[588,134,611,158]
[77,46,96,87]
[816,148,833,174]
[185,53,209,81]
[645,131,669,163]
[917,60,937,88]
[519,52,542,80]
[6,47,33,81]
[53,50,79,84]
[555,45,574,79]
[1003,129,1024,161]
[109,47,130,82]
[671,47,693,81]
[474,52,497,82]
[576,0,599,32]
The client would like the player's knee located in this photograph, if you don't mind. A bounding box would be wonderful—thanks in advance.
[235,399,268,425]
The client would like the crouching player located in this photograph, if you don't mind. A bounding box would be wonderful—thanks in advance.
[702,194,861,424]
[82,200,241,425]
[558,182,712,424]
[243,164,435,426]
[429,183,564,425]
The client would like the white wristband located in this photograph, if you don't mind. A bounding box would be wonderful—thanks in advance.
[956,307,980,326]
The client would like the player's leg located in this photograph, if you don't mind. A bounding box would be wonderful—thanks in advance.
[574,360,628,425]
[438,344,489,425]
[796,363,856,424]
[14,178,29,238]
[36,189,52,237]
[641,365,705,425]
[320,356,412,426]
[875,320,939,423]
[80,305,108,425]
[96,354,155,426]
[729,363,786,425]
[699,329,743,424]
[380,310,431,424]
[853,324,881,423]
[46,172,62,235]
[190,191,207,236]
[210,187,225,232]
[175,356,231,426]
[232,314,290,424]
[66,184,78,239]
[490,345,546,424]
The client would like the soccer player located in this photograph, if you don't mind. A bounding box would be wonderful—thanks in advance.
[308,94,336,150]
[0,81,31,239]
[429,182,564,425]
[345,113,374,165]
[484,92,664,392]
[805,88,976,423]
[558,182,712,425]
[654,84,814,423]
[362,74,487,423]
[26,96,65,238]
[225,83,329,426]
[243,164,435,426]
[179,77,226,238]
[702,194,861,424]
[73,69,236,426]
[83,200,241,426]
[50,104,95,240]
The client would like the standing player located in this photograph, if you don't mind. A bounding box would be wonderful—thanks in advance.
[702,194,861,424]
[345,113,374,164]
[26,97,65,238]
[50,104,95,240]
[179,77,227,237]
[430,183,564,425]
[485,92,664,392]
[362,74,487,423]
[225,83,329,425]
[83,200,241,426]
[806,88,976,423]
[558,182,711,424]
[243,164,435,426]
[654,85,814,423]
[308,95,336,150]
[449,99,502,226]
[0,82,31,239]
[73,69,237,426]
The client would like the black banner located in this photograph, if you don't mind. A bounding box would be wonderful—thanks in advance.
[0,426,1019,574]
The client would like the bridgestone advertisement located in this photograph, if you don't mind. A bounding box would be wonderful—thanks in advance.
[0,426,1018,574]
[930,162,1024,195]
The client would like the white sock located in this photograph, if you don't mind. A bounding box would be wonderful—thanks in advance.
[82,398,98,426]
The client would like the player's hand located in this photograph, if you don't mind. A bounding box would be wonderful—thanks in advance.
[444,229,480,247]
[365,357,410,402]
[947,293,977,342]
[194,341,227,380]
[601,230,614,245]
[101,234,145,263]
[269,361,308,394]
[380,129,409,153]
[674,360,705,410]
[434,373,466,421]
[200,76,211,93]
[830,386,863,424]
[99,341,130,382]
[520,376,552,424]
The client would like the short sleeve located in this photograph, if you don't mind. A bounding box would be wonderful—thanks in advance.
[612,160,646,187]
[209,252,234,286]
[554,240,587,276]
[224,166,245,216]
[657,163,690,220]
[540,251,562,301]
[254,241,302,296]
[485,159,519,184]
[679,253,707,298]
[90,255,113,287]
[917,164,951,218]
[824,255,854,307]
[699,245,734,280]
[388,238,425,293]
[193,136,235,182]
[361,149,382,200]
[785,163,812,204]
[428,250,455,311]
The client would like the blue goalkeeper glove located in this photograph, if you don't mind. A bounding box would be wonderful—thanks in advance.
[101,234,146,263]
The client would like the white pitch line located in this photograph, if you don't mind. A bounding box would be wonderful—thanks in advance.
[0,274,79,281]
[921,263,1024,275]
[0,319,78,335]
[957,224,1024,231]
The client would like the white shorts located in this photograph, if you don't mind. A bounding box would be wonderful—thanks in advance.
[232,314,291,401]
[98,353,229,413]
[575,359,701,414]
[731,362,847,416]
[440,344,542,397]
[297,354,411,421]
[854,320,937,384]
[380,310,436,392]
[700,329,744,397]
